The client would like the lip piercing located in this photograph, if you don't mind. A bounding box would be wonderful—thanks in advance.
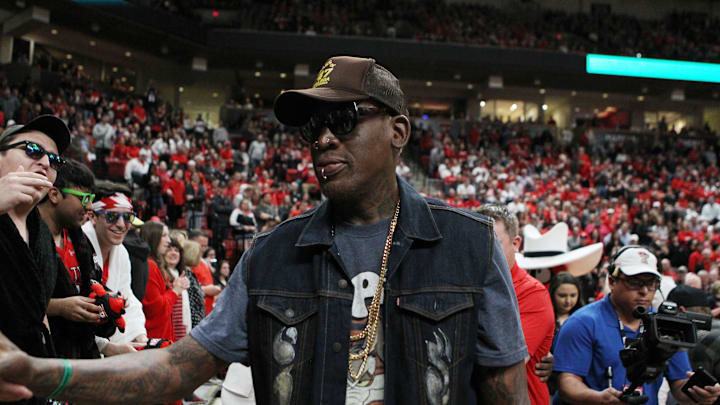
[321,168,327,180]
[313,141,320,150]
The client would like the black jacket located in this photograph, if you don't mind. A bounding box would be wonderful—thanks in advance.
[48,227,102,359]
[123,229,150,301]
[0,210,58,405]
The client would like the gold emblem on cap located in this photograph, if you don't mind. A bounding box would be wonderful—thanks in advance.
[313,60,336,88]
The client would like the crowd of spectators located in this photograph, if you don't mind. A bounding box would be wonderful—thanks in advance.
[0,66,320,264]
[134,0,720,63]
[4,44,720,304]
[415,115,720,297]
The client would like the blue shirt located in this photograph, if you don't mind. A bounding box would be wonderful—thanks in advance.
[552,294,691,405]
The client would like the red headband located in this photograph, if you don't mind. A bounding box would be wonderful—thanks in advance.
[93,193,133,211]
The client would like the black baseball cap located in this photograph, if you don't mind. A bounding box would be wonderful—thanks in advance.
[0,115,71,154]
[274,56,408,127]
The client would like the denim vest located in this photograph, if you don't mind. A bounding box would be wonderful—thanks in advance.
[244,179,499,404]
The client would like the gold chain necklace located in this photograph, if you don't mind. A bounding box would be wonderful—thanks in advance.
[332,200,400,381]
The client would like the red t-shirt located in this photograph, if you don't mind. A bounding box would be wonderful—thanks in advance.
[688,250,705,272]
[56,229,81,292]
[511,263,554,405]
[132,105,147,123]
[142,259,178,341]
[102,261,109,285]
[192,261,215,315]
[163,179,186,206]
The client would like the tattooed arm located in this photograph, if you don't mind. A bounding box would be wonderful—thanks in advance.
[0,331,228,405]
[473,360,531,405]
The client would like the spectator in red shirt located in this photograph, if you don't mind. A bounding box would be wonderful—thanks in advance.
[188,231,221,315]
[478,203,555,405]
[170,145,189,166]
[110,136,128,159]
[163,168,186,228]
[125,136,140,159]
[139,221,187,342]
[131,99,147,125]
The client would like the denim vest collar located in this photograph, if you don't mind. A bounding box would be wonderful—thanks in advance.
[294,177,442,248]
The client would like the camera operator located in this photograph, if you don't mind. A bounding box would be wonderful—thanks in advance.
[553,246,720,405]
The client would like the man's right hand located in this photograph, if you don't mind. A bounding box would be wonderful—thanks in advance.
[0,331,33,401]
[0,166,53,215]
[101,342,137,357]
[49,296,103,323]
[559,372,625,405]
[595,387,624,404]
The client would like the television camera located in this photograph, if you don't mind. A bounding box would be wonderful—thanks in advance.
[618,301,712,404]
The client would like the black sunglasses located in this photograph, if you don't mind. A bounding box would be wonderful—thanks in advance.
[0,140,66,169]
[615,276,660,291]
[299,102,387,145]
[94,210,137,227]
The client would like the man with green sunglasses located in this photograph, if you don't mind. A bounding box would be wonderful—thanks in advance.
[59,188,95,209]
[39,160,137,360]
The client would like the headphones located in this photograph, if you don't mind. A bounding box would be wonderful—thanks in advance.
[608,245,647,278]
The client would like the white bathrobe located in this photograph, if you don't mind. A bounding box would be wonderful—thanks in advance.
[82,222,146,344]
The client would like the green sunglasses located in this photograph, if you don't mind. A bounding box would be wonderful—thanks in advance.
[61,188,95,208]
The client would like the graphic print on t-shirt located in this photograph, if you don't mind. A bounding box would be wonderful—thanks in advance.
[56,230,81,292]
[346,271,385,405]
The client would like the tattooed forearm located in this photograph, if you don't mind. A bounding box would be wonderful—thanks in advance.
[29,336,227,405]
[474,361,531,405]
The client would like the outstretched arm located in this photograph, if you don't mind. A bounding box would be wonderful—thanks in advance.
[474,360,531,405]
[0,332,228,405]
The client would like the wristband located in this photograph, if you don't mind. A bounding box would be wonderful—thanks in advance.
[48,358,72,399]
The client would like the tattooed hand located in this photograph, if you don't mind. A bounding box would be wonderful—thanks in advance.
[0,331,33,401]
[1,332,228,405]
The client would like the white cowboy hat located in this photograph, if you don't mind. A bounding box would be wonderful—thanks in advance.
[515,222,603,277]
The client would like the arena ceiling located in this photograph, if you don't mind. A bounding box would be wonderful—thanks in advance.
[2,0,719,103]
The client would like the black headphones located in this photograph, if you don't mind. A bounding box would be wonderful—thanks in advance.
[608,245,648,278]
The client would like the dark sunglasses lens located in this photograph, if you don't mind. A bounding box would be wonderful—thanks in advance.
[24,142,64,168]
[48,154,65,169]
[327,107,356,136]
[25,143,45,158]
[105,212,134,224]
[299,123,315,144]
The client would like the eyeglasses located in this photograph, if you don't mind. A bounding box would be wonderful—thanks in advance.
[299,102,387,145]
[617,276,660,291]
[0,141,66,169]
[94,210,137,227]
[61,188,95,208]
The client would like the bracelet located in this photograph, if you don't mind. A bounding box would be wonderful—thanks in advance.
[48,358,72,399]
